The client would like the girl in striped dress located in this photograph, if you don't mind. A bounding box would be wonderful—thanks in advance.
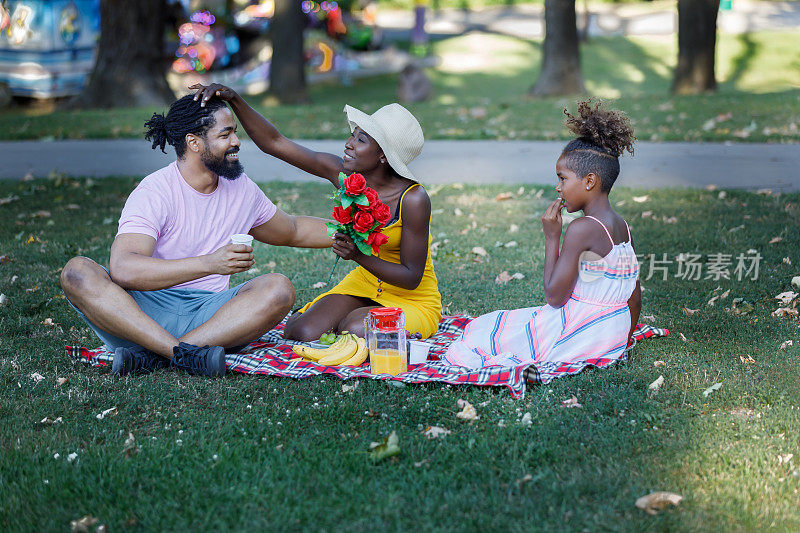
[443,101,642,380]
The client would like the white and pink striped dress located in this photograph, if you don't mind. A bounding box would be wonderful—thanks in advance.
[443,216,639,378]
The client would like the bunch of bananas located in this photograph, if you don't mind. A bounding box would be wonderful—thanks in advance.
[292,333,368,366]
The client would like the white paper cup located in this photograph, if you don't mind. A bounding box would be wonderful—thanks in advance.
[408,340,430,364]
[231,233,254,247]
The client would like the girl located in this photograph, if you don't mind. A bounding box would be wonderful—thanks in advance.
[443,101,642,378]
[190,84,442,341]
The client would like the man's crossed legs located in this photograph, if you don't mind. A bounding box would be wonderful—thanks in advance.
[61,257,295,376]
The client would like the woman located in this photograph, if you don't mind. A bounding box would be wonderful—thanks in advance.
[190,84,442,340]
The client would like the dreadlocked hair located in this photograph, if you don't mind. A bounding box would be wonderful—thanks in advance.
[144,94,227,158]
[560,100,636,192]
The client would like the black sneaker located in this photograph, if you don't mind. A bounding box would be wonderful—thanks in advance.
[170,342,226,377]
[112,346,169,375]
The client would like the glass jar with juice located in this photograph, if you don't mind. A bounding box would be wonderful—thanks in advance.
[365,307,407,375]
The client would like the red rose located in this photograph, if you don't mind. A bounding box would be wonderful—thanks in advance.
[352,210,375,233]
[362,187,379,210]
[343,173,367,195]
[366,231,388,255]
[371,202,392,225]
[332,205,353,224]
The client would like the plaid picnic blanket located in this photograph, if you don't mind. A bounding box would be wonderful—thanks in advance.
[66,317,668,398]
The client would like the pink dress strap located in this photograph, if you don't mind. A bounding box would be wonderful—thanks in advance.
[584,215,615,247]
[624,220,631,242]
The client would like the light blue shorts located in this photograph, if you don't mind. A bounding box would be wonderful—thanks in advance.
[67,271,246,351]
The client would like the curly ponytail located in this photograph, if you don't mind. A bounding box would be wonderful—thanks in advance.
[560,100,636,192]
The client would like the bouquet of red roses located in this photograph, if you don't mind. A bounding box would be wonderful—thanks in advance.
[325,172,391,281]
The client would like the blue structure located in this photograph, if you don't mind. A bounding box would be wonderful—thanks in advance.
[0,0,99,99]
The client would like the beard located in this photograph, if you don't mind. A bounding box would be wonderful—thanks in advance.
[201,146,244,180]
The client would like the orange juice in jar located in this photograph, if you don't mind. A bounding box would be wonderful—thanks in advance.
[365,308,407,376]
[369,348,407,375]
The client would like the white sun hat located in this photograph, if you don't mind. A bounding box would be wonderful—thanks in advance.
[343,103,424,181]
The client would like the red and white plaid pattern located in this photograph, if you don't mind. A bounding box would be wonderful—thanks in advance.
[65,316,668,398]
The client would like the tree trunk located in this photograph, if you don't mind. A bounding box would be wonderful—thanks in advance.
[69,0,174,108]
[672,0,719,94]
[530,0,585,97]
[269,0,308,104]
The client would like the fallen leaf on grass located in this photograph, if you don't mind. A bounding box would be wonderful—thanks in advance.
[772,307,799,318]
[520,412,532,426]
[769,236,784,244]
[654,361,666,367]
[632,195,649,203]
[495,270,526,285]
[509,224,519,233]
[703,382,723,397]
[42,318,55,326]
[641,314,656,321]
[422,426,451,439]
[30,372,45,383]
[727,299,754,315]
[495,192,513,202]
[70,515,98,533]
[312,281,327,289]
[342,382,358,393]
[740,355,755,364]
[648,375,664,394]
[414,459,430,468]
[456,399,479,420]
[96,407,116,420]
[122,432,139,457]
[67,452,78,463]
[369,430,400,462]
[784,257,792,265]
[56,377,69,386]
[682,307,699,317]
[32,210,51,218]
[0,294,6,306]
[39,416,63,426]
[471,246,488,257]
[516,473,533,486]
[635,492,683,515]
[679,333,688,342]
[779,340,794,352]
[561,395,582,408]
[775,292,798,305]
[778,453,794,465]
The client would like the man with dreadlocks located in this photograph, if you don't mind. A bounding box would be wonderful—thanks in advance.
[60,95,331,377]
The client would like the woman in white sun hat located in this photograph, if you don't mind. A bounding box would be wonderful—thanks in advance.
[191,83,442,340]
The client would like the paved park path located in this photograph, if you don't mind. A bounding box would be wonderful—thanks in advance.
[376,0,800,41]
[2,139,798,192]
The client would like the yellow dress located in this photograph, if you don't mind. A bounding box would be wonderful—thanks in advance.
[299,184,442,338]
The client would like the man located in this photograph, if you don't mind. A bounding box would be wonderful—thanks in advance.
[60,94,331,377]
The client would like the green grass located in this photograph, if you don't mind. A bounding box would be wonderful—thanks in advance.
[1,31,798,143]
[1,175,800,530]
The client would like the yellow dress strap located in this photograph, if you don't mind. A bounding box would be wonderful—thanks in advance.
[396,183,421,220]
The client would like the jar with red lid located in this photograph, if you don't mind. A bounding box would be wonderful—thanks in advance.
[365,307,407,375]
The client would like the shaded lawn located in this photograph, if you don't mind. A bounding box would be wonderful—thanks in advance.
[1,176,799,530]
[1,31,798,143]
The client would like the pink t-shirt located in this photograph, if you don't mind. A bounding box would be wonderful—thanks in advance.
[117,162,277,292]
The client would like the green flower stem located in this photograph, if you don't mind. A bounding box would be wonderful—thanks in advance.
[326,255,340,285]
